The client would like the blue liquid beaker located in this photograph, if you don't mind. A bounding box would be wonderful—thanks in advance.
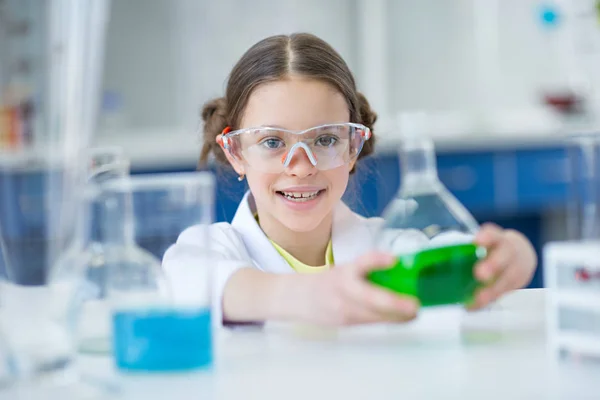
[99,172,215,373]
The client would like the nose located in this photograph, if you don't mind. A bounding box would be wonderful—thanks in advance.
[282,142,317,177]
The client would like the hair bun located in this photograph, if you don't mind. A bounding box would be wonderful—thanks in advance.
[202,97,227,123]
[198,97,228,166]
[357,92,377,129]
[352,91,377,172]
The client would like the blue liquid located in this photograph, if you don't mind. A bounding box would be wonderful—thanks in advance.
[113,307,212,372]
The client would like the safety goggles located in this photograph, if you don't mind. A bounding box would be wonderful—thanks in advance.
[217,123,371,173]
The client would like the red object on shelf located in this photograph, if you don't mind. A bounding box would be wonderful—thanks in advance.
[8,107,21,149]
[575,268,591,281]
[0,108,7,148]
[574,267,600,282]
[543,91,583,114]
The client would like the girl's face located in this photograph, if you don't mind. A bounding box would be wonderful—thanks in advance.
[226,76,354,233]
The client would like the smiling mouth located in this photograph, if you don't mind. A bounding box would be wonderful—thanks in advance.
[276,189,325,202]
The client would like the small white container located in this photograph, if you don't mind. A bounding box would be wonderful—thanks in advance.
[544,240,600,360]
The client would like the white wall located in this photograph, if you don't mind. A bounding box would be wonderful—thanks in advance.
[101,0,181,130]
[96,0,363,166]
[173,0,360,131]
[99,0,359,131]
[95,0,600,167]
[386,0,599,112]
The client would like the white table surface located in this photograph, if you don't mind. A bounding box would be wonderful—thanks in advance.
[5,288,600,400]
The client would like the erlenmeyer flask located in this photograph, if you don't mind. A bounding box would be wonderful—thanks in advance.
[101,172,215,373]
[49,147,130,355]
[368,115,486,307]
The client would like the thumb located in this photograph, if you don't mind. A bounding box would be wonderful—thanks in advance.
[352,251,396,275]
[475,223,504,249]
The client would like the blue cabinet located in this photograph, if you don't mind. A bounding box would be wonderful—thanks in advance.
[344,151,496,218]
[0,170,48,238]
[515,147,570,211]
[364,147,569,217]
[437,151,497,213]
[0,169,65,284]
[0,143,572,288]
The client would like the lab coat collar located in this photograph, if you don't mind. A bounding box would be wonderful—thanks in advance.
[331,200,375,265]
[231,192,374,273]
[231,192,293,274]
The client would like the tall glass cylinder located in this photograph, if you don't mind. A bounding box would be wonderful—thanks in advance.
[566,132,600,240]
[0,0,110,395]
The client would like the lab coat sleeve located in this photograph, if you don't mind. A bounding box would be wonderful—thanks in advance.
[162,223,252,330]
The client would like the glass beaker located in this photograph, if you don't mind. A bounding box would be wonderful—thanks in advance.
[99,171,215,373]
[368,113,486,307]
[0,211,9,281]
[566,132,600,241]
[0,151,96,395]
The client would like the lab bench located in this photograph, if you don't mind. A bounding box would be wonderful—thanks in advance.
[7,289,600,400]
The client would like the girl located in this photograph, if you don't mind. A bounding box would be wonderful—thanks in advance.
[163,33,537,327]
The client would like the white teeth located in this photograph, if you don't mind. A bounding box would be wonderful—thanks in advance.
[280,190,321,201]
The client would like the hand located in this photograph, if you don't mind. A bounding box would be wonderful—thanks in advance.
[469,223,537,310]
[289,252,419,326]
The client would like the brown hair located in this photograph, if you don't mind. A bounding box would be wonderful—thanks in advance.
[199,33,377,173]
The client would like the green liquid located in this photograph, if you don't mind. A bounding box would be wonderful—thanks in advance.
[367,243,485,307]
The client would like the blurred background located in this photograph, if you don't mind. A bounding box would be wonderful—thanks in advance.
[3,0,600,288]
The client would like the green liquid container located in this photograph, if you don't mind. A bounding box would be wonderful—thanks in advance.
[373,115,486,306]
[367,243,486,306]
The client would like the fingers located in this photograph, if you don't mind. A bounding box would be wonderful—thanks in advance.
[469,228,538,311]
[474,236,514,282]
[352,251,397,275]
[470,224,515,309]
[505,229,538,280]
[469,265,523,309]
[474,223,504,248]
[342,273,419,323]
[304,252,416,326]
[348,251,421,323]
[356,281,419,317]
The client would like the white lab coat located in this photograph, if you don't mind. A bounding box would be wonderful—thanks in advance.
[162,192,467,328]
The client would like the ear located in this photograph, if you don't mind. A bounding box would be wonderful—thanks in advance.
[217,134,246,176]
[348,158,357,173]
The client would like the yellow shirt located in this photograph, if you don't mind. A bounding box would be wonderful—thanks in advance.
[269,239,334,274]
[255,214,333,273]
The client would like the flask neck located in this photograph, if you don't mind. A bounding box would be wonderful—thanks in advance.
[399,139,441,191]
[102,190,136,247]
[73,190,92,248]
[62,179,94,254]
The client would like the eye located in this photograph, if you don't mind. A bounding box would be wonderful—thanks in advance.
[315,135,338,147]
[260,137,285,149]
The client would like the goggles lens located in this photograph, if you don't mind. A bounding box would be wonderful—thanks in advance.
[222,123,370,173]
